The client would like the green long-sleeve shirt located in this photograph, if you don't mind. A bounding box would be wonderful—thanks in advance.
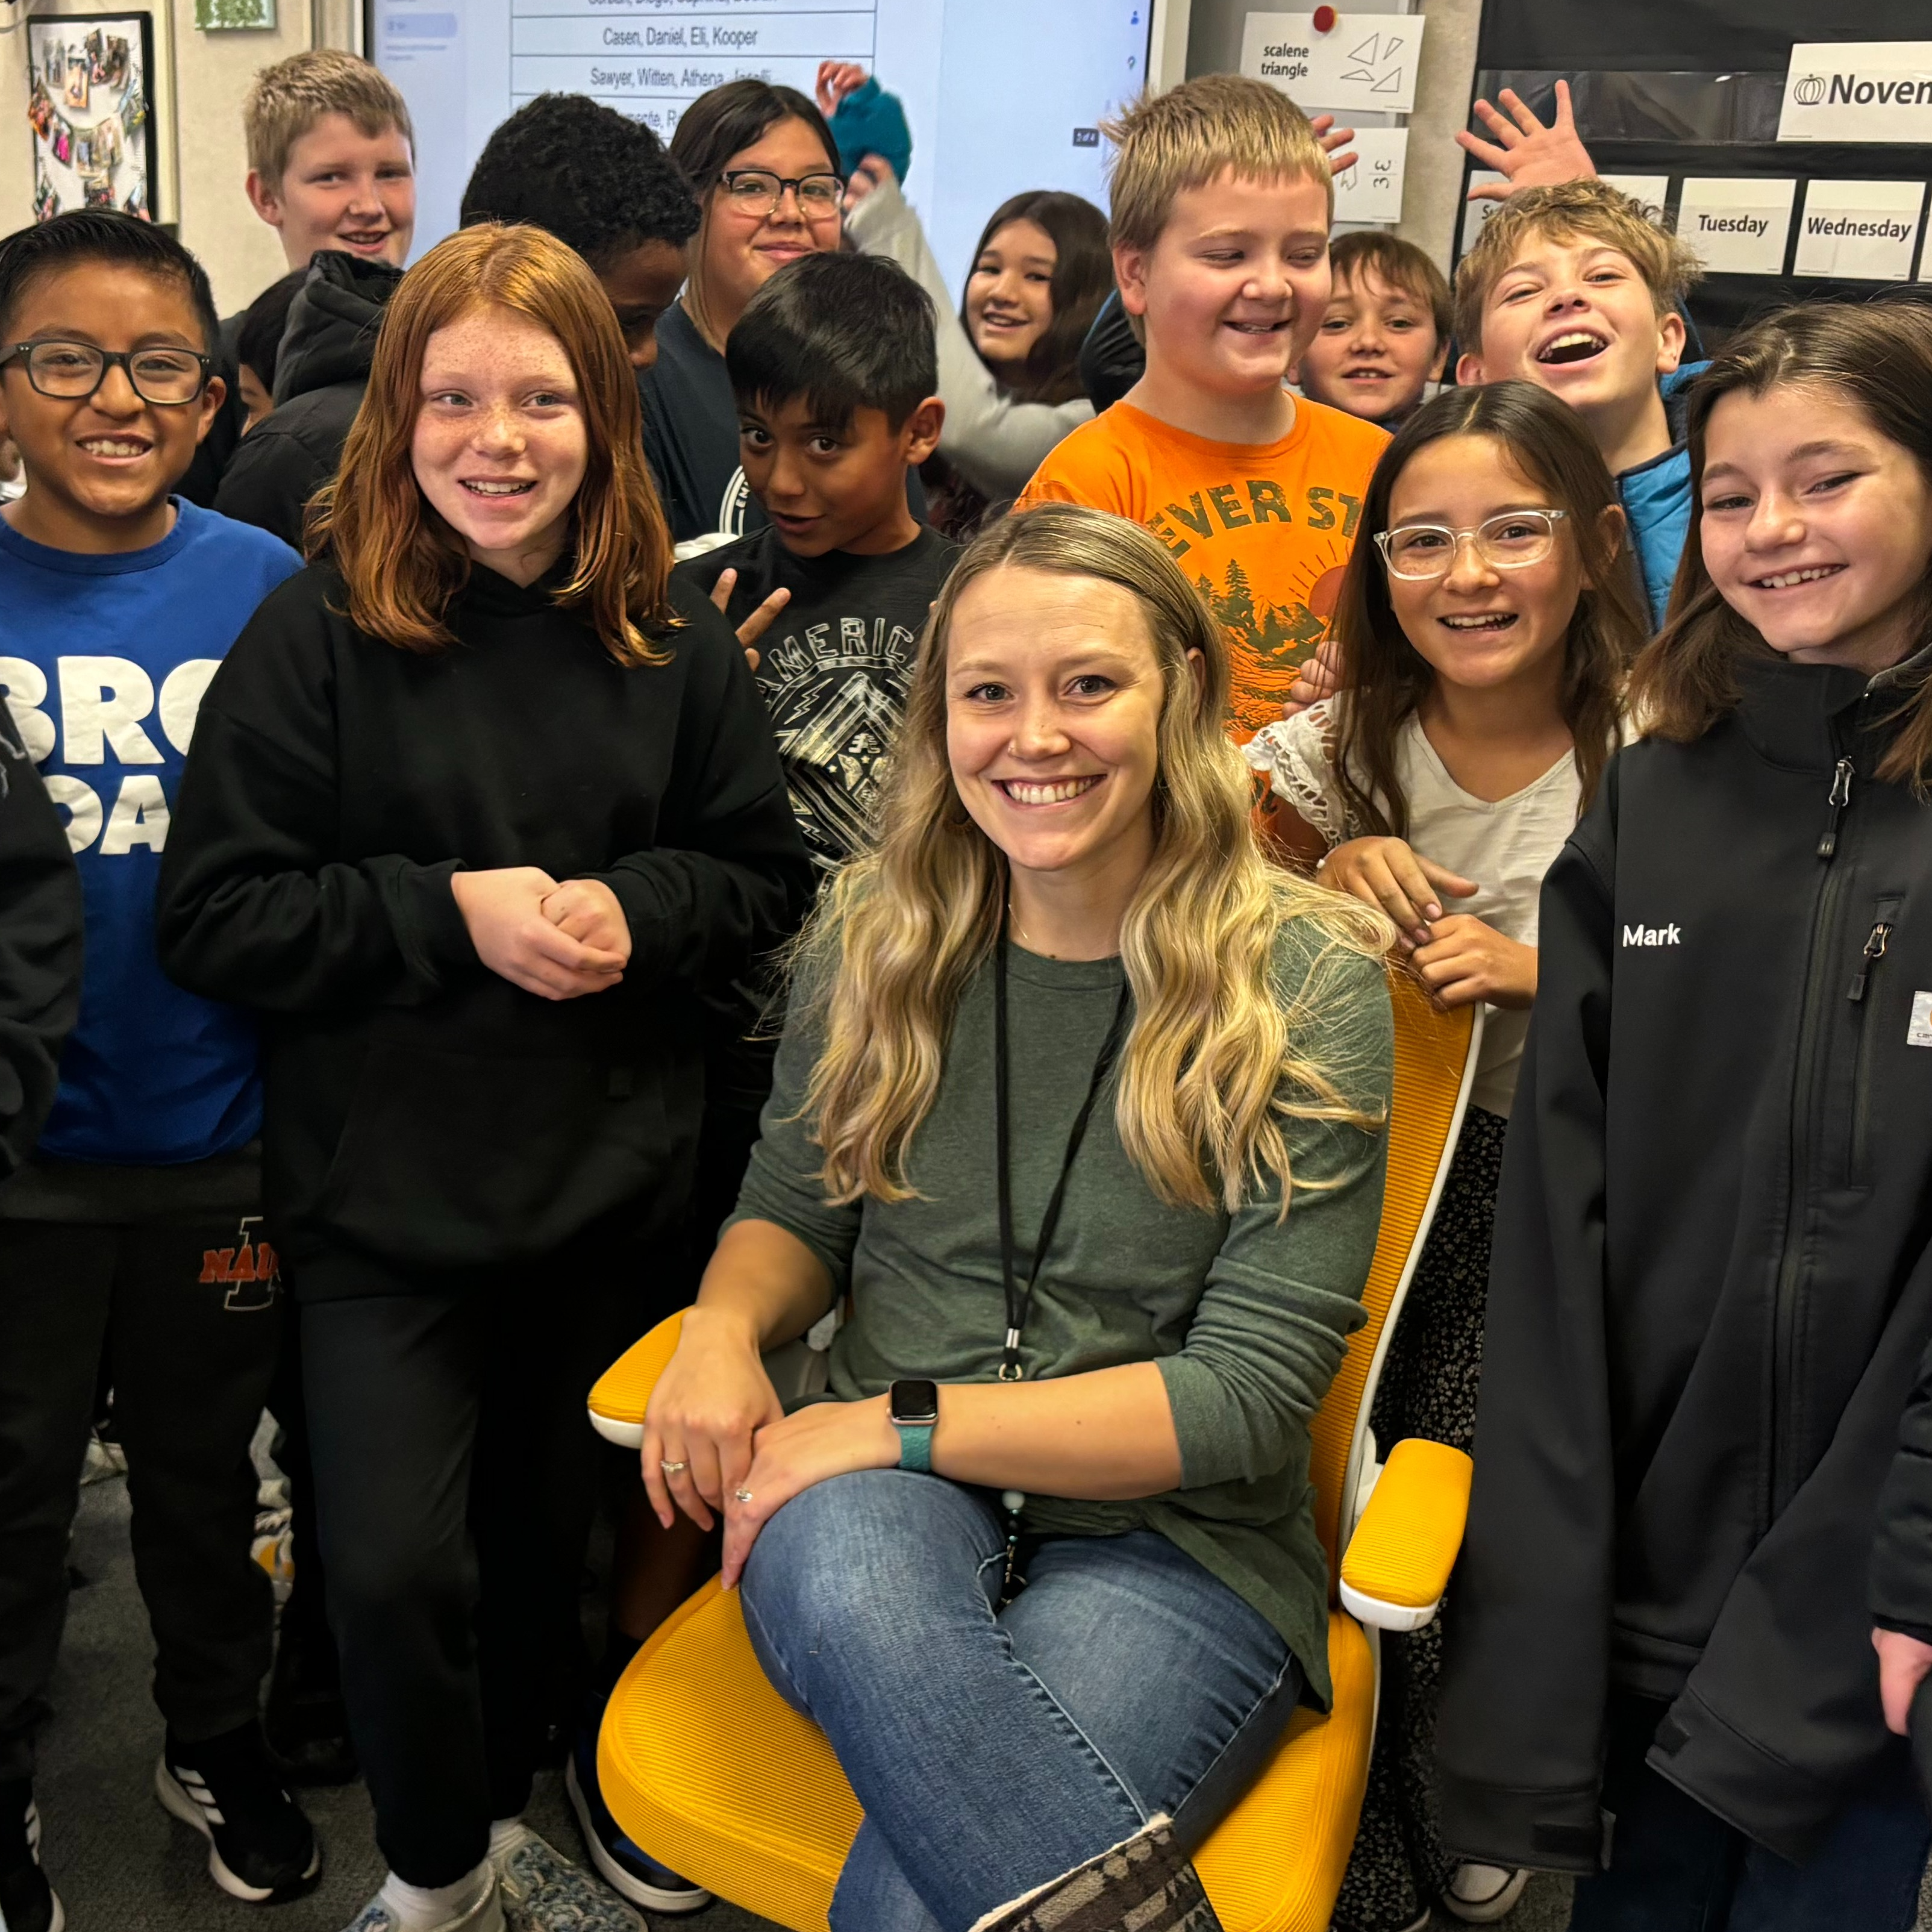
[731,919,1392,1706]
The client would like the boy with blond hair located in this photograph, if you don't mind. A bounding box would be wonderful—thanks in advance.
[242,49,414,272]
[1454,178,1705,625]
[1016,74,1387,741]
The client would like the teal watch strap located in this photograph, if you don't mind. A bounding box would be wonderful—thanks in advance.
[888,1380,940,1473]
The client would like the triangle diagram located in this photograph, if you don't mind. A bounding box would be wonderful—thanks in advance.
[1347,31,1380,61]
[1371,65,1404,93]
[1381,36,1405,57]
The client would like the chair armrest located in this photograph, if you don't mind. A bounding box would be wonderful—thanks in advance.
[1338,1436,1473,1633]
[587,1310,689,1448]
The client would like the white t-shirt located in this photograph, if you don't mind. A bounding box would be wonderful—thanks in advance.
[1247,699,1587,1121]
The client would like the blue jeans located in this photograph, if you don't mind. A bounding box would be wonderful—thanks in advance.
[1569,1697,1931,1932]
[739,1469,1302,1932]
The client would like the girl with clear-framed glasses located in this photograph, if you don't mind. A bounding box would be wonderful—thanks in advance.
[1242,378,1646,1932]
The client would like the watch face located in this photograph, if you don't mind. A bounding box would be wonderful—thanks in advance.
[890,1378,940,1427]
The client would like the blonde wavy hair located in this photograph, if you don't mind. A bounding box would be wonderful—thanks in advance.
[799,502,1391,1215]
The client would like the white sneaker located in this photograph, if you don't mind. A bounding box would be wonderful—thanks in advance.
[340,1871,505,1932]
[490,1821,641,1932]
[1440,1862,1530,1923]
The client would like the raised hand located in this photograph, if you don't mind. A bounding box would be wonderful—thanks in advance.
[1311,111,1357,178]
[815,60,871,118]
[1457,80,1598,202]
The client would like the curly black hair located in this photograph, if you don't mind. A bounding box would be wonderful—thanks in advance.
[460,93,700,271]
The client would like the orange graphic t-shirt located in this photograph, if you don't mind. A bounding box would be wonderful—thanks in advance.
[1016,398,1389,741]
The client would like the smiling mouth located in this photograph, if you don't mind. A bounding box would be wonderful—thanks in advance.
[995,776,1102,806]
[1226,319,1290,336]
[1439,612,1519,633]
[461,478,535,498]
[1537,330,1609,366]
[77,436,151,458]
[1342,366,1392,381]
[1752,564,1845,590]
[338,228,390,248]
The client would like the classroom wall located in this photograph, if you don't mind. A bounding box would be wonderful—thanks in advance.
[0,0,1481,316]
[1184,0,1482,277]
[0,1,337,317]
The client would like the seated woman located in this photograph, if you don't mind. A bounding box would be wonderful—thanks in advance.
[641,501,1396,1931]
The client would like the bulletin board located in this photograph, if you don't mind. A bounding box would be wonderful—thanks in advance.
[26,13,161,222]
[1454,0,1932,346]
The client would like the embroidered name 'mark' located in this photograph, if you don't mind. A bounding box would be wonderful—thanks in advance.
[1622,924,1682,947]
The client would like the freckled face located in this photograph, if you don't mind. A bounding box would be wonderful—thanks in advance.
[410,304,588,579]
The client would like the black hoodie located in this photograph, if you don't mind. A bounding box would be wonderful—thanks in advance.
[213,251,403,551]
[0,710,83,1177]
[1437,646,1932,1868]
[154,563,814,1284]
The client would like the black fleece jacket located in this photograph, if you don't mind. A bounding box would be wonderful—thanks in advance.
[154,563,813,1283]
[0,710,83,1177]
[1439,646,1932,1869]
[213,251,402,552]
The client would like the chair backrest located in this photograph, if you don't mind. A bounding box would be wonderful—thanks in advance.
[1306,968,1481,1583]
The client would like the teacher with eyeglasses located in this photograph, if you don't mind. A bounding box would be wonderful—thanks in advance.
[642,80,852,544]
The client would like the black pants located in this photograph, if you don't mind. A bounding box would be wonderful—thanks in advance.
[299,1231,657,1887]
[1569,1696,1931,1931]
[0,1213,284,1781]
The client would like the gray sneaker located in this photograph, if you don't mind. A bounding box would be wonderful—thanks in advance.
[340,1871,504,1932]
[490,1822,642,1932]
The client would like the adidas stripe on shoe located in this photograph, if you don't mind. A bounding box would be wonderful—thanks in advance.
[155,1722,320,1903]
[0,1783,63,1932]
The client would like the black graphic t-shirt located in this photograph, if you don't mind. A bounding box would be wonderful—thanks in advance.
[677,524,960,869]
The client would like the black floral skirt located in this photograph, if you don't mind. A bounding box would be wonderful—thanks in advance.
[1333,1102,1510,1932]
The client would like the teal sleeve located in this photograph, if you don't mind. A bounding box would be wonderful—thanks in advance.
[830,77,913,183]
[1157,943,1393,1489]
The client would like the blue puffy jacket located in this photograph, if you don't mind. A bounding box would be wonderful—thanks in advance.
[1618,363,1708,630]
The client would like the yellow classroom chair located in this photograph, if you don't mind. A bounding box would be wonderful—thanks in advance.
[586,969,1483,1932]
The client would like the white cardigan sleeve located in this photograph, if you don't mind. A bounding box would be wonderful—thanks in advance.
[845,172,1094,502]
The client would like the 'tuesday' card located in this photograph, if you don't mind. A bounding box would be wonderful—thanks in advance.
[1678,178,1797,276]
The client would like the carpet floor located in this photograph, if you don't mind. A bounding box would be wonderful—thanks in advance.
[33,1473,1610,1932]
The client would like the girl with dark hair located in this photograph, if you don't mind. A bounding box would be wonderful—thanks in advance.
[816,62,1110,533]
[961,189,1113,405]
[1438,302,1932,1928]
[643,80,846,542]
[905,187,1113,536]
[1244,380,1645,1932]
[157,223,811,1932]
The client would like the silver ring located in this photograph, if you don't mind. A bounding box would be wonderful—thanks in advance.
[733,1488,754,1505]
[659,1460,688,1476]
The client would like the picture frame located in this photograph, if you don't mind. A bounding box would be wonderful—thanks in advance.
[27,13,162,224]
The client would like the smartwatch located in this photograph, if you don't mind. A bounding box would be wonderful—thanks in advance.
[887,1379,940,1473]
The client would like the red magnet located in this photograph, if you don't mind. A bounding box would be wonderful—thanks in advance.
[1312,5,1337,30]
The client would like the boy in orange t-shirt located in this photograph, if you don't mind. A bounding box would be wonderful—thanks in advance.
[1018,75,1387,740]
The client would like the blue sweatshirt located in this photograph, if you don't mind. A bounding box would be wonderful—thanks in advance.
[1618,362,1708,630]
[0,500,301,1163]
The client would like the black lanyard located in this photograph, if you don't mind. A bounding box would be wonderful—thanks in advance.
[992,913,1133,1382]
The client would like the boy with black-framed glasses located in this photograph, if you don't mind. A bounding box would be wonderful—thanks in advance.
[0,210,311,1928]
